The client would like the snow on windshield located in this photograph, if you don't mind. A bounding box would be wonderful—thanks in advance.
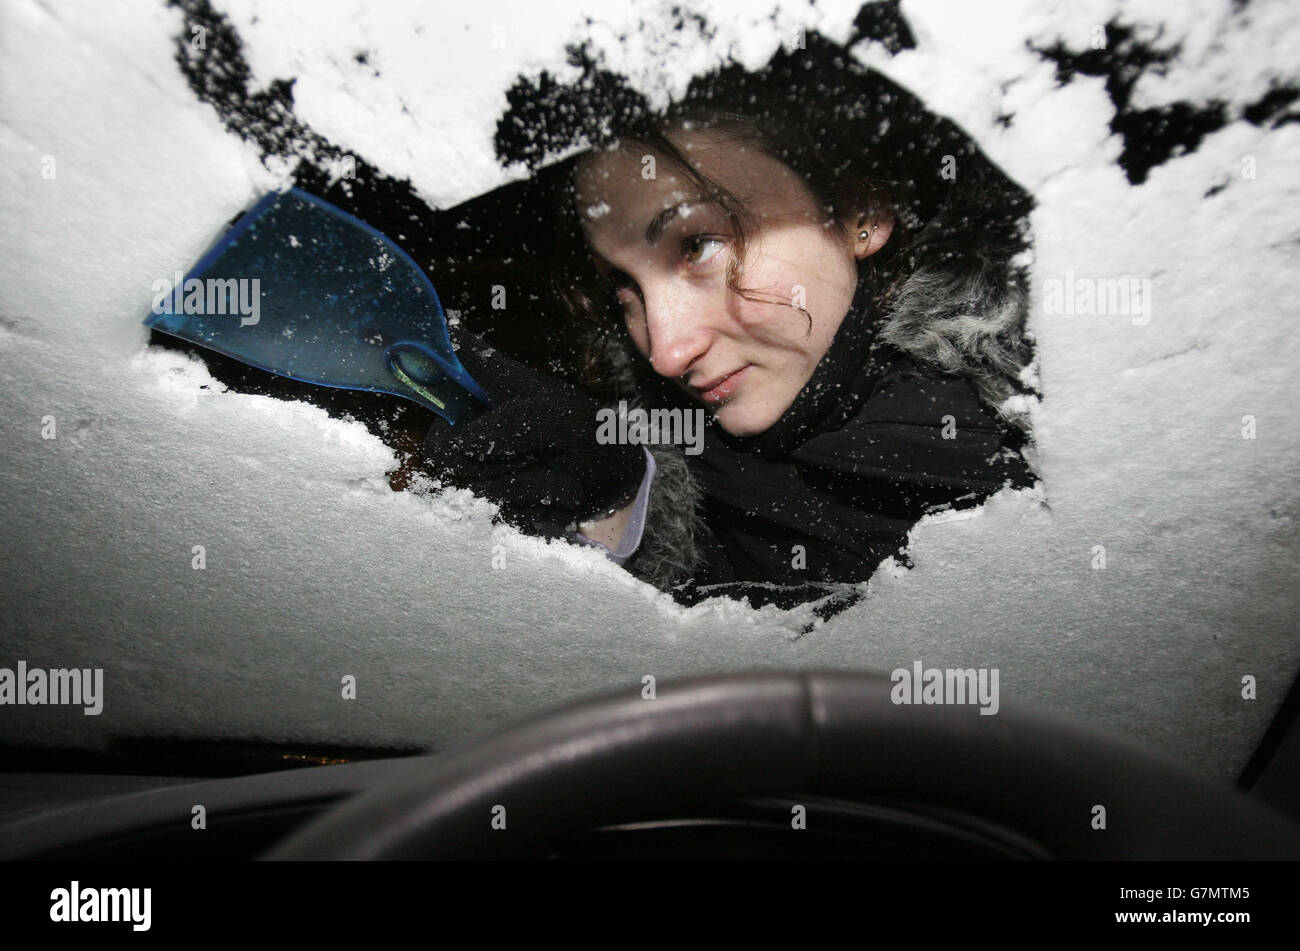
[1,0,1297,781]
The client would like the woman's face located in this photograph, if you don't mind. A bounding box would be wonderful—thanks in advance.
[575,128,884,437]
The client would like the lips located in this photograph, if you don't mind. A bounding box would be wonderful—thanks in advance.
[694,365,750,405]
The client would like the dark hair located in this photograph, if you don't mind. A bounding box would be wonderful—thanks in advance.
[502,35,1036,421]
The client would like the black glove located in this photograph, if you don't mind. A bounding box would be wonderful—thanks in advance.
[424,333,645,535]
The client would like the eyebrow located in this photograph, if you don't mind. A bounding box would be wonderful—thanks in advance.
[643,199,711,246]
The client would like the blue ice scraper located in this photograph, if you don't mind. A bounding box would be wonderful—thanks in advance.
[145,188,493,424]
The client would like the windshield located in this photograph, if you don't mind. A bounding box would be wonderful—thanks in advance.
[2,0,1298,797]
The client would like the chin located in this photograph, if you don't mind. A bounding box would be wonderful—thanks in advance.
[713,403,778,438]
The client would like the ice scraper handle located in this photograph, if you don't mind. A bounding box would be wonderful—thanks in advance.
[423,332,645,533]
[384,340,494,424]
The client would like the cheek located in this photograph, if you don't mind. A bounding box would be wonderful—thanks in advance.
[623,313,651,360]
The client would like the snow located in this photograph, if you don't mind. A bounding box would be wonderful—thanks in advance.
[1,0,1298,783]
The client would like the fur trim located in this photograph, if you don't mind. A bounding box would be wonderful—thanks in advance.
[877,260,1035,431]
[621,444,709,588]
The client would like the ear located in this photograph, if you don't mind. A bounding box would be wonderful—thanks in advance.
[851,210,894,259]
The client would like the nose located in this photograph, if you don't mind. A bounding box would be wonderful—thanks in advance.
[641,283,715,381]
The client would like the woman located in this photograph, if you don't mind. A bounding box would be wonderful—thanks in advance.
[427,45,1036,610]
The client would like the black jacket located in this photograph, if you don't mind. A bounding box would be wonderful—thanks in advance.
[684,352,1030,591]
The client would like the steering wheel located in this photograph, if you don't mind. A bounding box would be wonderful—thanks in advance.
[265,671,1300,860]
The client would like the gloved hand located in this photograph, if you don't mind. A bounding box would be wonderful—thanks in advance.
[424,332,645,535]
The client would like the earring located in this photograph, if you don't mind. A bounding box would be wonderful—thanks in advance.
[859,225,877,242]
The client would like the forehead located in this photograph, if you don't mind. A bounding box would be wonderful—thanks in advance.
[574,129,817,248]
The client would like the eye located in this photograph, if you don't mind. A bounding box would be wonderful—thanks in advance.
[682,235,725,267]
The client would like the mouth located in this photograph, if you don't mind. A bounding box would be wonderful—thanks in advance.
[692,365,750,405]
